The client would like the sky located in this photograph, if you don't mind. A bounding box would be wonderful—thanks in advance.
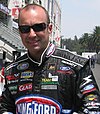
[60,0,100,39]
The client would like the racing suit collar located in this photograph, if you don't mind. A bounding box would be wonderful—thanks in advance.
[27,43,55,66]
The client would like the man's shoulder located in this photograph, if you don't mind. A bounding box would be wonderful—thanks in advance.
[53,48,88,69]
[5,53,28,71]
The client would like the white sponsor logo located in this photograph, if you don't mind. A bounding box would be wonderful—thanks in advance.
[80,75,92,88]
[17,101,56,114]
[48,73,58,81]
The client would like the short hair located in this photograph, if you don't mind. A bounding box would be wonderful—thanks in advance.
[18,3,50,24]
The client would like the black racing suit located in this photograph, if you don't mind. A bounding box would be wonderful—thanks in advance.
[0,43,100,114]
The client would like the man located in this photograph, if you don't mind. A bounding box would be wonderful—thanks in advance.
[91,56,96,68]
[0,4,100,114]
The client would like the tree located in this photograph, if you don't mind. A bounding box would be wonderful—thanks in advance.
[79,33,90,51]
[91,26,100,53]
[60,26,100,54]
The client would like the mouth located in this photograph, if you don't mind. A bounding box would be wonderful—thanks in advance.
[28,39,40,46]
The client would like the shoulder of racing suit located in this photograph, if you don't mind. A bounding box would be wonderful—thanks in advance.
[51,48,88,70]
[4,53,28,72]
[4,47,88,72]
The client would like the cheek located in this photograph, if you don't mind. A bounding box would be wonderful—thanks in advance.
[41,33,49,41]
[20,34,27,44]
[20,33,27,40]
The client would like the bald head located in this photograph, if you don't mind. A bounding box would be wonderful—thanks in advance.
[18,4,50,25]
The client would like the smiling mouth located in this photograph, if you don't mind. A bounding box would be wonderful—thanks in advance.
[28,39,40,45]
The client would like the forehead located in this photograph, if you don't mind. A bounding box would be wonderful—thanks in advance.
[19,7,47,24]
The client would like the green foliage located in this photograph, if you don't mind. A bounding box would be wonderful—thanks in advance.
[61,26,100,54]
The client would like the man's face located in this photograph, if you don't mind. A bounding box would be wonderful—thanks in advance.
[19,7,52,55]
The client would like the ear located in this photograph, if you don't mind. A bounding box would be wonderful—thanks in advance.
[48,24,52,34]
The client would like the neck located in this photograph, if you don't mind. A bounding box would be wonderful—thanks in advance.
[28,43,50,62]
[28,51,42,62]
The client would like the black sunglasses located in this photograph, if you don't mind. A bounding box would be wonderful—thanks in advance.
[19,23,47,33]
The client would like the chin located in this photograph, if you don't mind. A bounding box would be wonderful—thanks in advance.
[30,46,41,51]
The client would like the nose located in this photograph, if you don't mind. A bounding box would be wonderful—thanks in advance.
[29,28,36,37]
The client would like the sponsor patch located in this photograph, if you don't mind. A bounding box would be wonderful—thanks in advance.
[84,108,100,114]
[41,78,59,85]
[20,78,33,82]
[21,71,34,79]
[17,62,29,70]
[85,101,100,107]
[9,85,17,91]
[7,80,18,84]
[14,73,20,77]
[59,66,70,71]
[57,66,73,74]
[48,63,56,70]
[62,109,72,113]
[41,85,57,90]
[6,75,19,81]
[84,94,98,102]
[19,83,32,92]
[57,70,73,74]
[6,63,18,70]
[81,84,95,92]
[48,73,58,81]
[82,88,96,94]
[80,75,92,88]
[87,111,100,114]
[15,95,62,114]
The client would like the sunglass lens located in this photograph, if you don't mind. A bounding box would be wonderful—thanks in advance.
[19,26,30,33]
[32,23,47,32]
[19,23,47,33]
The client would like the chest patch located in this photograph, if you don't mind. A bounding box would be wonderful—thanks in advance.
[15,95,62,114]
